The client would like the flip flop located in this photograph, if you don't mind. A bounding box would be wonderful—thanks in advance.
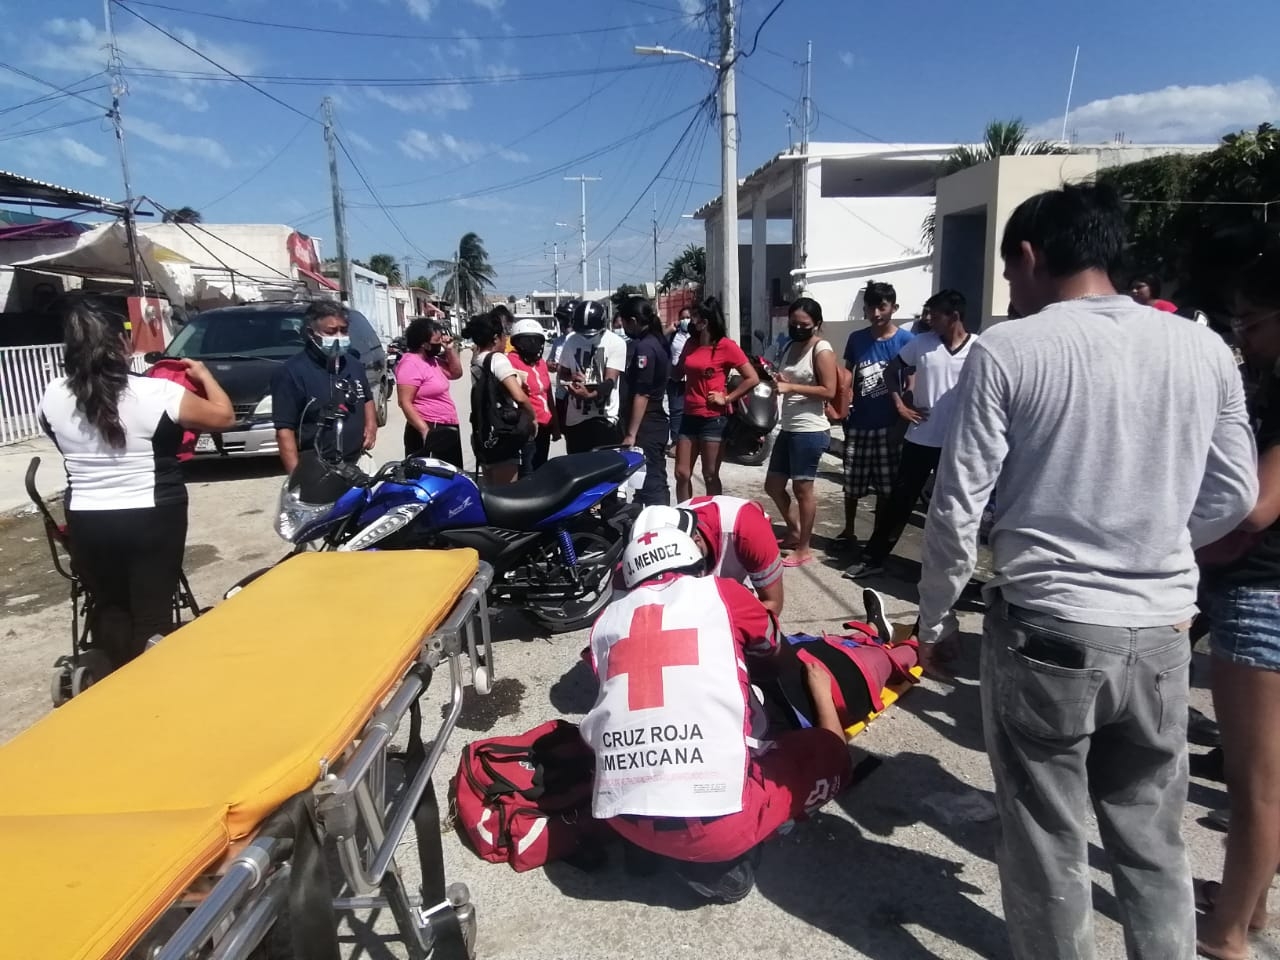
[782,553,814,568]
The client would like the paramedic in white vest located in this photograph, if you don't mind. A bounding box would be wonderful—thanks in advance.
[629,496,784,617]
[581,527,851,903]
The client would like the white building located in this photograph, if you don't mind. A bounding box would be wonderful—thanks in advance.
[695,139,1218,344]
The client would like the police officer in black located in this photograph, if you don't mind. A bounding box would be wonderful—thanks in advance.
[617,295,672,506]
[271,300,376,473]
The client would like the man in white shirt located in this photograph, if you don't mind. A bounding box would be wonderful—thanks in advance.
[845,289,975,580]
[557,299,627,453]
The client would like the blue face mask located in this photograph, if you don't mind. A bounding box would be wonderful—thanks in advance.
[678,318,690,333]
[316,334,350,356]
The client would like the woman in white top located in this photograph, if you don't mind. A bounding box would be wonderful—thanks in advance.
[464,310,535,485]
[764,297,838,567]
[38,294,234,670]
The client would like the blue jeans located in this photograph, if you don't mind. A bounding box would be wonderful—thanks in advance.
[1203,585,1280,672]
[982,595,1194,960]
[667,383,684,446]
[766,429,829,481]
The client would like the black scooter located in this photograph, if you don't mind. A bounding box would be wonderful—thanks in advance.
[723,352,779,466]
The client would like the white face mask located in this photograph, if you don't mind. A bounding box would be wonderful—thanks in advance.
[317,334,350,356]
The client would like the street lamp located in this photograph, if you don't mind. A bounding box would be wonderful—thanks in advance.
[634,0,740,344]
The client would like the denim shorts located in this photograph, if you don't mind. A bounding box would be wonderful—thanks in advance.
[767,429,830,480]
[679,414,728,442]
[1203,585,1280,672]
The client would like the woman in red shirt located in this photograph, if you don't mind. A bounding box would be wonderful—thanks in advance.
[673,297,760,501]
[508,318,559,476]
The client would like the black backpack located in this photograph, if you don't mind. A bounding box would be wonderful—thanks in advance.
[472,352,533,450]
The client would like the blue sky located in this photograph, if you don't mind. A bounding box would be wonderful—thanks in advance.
[3,0,1280,294]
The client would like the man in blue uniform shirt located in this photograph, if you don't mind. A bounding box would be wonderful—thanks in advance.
[271,300,376,473]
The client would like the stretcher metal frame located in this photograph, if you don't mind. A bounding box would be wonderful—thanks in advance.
[142,561,496,960]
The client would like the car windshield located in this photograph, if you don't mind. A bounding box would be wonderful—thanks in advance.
[166,309,306,360]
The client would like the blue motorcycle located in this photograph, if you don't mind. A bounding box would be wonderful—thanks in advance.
[249,435,643,632]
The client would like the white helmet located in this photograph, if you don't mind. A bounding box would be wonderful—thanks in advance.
[510,318,547,339]
[632,505,698,540]
[621,527,704,589]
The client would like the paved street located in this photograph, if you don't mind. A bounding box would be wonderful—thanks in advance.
[1,359,1275,960]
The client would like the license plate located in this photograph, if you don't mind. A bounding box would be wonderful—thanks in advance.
[195,435,216,453]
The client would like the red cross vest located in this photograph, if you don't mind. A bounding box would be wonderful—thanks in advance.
[581,575,750,820]
[692,495,750,584]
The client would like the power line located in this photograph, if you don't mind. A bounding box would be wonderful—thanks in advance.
[111,1,319,125]
[144,197,298,282]
[120,0,687,41]
[736,0,789,62]
[119,59,682,88]
[200,109,317,210]
[587,92,717,262]
[738,67,886,143]
[0,61,110,113]
[333,131,434,266]
[348,99,708,210]
[0,71,107,118]
[0,115,104,143]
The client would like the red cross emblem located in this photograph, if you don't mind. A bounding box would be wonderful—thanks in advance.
[606,604,700,710]
[635,530,660,546]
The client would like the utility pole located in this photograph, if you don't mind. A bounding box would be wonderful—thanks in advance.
[795,39,812,293]
[652,193,660,297]
[550,241,560,311]
[564,175,601,299]
[718,0,741,343]
[597,257,603,293]
[322,97,351,302]
[607,248,612,292]
[103,0,142,294]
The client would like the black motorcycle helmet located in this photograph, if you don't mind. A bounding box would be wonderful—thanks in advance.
[571,299,608,334]
[553,298,579,329]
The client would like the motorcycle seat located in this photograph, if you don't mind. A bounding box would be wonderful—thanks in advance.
[481,451,629,530]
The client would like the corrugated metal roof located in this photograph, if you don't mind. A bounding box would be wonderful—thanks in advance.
[0,170,126,213]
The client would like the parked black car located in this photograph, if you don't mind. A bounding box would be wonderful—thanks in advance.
[150,301,390,458]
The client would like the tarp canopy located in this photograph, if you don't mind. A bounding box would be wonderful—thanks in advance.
[4,222,191,305]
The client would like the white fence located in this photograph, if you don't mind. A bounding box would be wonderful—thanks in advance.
[0,346,151,445]
[0,343,64,446]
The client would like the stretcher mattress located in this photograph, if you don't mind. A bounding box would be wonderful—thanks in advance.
[0,548,478,960]
[845,622,924,739]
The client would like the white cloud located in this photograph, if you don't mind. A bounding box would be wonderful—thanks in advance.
[54,137,107,167]
[677,0,706,16]
[366,84,473,114]
[1033,76,1280,144]
[397,129,528,164]
[404,0,435,20]
[471,0,504,11]
[124,116,232,167]
[345,130,379,154]
[839,51,854,69]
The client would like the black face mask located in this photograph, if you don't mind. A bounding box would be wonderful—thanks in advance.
[426,343,444,357]
[789,323,815,342]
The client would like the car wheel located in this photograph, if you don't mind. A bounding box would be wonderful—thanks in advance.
[376,378,389,427]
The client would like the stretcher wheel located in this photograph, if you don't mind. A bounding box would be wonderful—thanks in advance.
[473,666,492,696]
[69,649,115,699]
[50,658,74,707]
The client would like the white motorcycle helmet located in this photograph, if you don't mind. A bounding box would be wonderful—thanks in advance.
[631,504,699,539]
[621,527,704,589]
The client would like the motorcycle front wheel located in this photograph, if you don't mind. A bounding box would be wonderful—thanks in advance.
[728,432,773,467]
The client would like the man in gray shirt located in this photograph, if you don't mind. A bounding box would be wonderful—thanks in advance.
[917,183,1257,960]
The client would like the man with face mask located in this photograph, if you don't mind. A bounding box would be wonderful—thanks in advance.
[667,307,692,450]
[557,299,627,453]
[271,300,376,473]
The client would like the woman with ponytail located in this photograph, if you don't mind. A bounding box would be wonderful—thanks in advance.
[38,294,234,670]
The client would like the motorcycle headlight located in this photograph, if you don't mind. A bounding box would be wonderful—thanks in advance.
[752,383,773,398]
[337,502,426,552]
[275,482,337,543]
[254,394,273,418]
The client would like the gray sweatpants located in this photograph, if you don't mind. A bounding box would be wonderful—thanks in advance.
[981,596,1195,960]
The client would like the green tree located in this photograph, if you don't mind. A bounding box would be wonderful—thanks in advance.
[366,253,403,285]
[411,274,435,293]
[162,206,202,224]
[660,244,706,292]
[922,119,1066,249]
[611,283,643,307]
[428,232,496,316]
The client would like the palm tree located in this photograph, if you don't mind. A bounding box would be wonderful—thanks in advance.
[162,206,202,224]
[428,232,495,316]
[660,244,706,292]
[366,253,403,285]
[411,274,435,293]
[922,119,1067,249]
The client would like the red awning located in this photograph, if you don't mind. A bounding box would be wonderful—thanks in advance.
[297,265,338,290]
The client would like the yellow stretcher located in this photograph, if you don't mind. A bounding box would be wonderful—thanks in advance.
[0,550,495,960]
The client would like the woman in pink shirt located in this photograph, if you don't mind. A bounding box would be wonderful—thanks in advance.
[508,318,559,476]
[396,317,464,467]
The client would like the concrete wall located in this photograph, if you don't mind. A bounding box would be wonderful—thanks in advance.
[139,223,296,283]
[934,154,1098,328]
[348,263,395,342]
